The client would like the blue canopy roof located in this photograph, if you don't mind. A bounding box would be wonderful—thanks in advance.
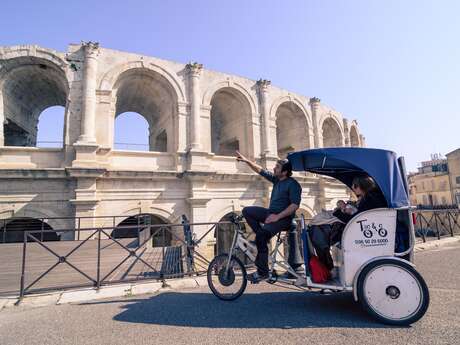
[287,148,409,208]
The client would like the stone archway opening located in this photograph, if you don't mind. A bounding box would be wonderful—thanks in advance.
[210,87,253,157]
[215,212,253,265]
[113,69,176,153]
[275,101,310,158]
[36,105,65,148]
[114,112,150,151]
[0,58,68,147]
[111,214,172,247]
[322,118,343,147]
[350,126,360,147]
[0,218,60,243]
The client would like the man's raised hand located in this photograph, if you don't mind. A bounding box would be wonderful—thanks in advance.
[235,151,248,163]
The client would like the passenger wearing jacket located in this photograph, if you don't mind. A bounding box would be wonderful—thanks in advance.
[311,176,388,271]
[333,176,388,224]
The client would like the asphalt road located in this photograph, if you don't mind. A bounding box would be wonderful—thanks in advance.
[0,242,459,345]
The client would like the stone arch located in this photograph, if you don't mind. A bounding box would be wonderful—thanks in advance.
[0,46,69,78]
[98,60,185,102]
[349,125,360,147]
[110,205,176,228]
[0,51,69,147]
[321,116,344,147]
[214,211,252,263]
[208,86,254,157]
[111,213,172,247]
[202,80,257,115]
[110,66,180,152]
[298,204,315,220]
[0,217,59,243]
[12,206,68,231]
[272,98,311,158]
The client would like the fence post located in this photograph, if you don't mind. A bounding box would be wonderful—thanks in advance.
[418,213,426,243]
[2,219,6,243]
[447,211,454,237]
[434,212,441,240]
[96,229,101,289]
[40,218,44,242]
[18,231,27,301]
[77,218,81,241]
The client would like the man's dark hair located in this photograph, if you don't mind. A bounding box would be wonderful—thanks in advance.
[352,175,377,195]
[277,159,293,177]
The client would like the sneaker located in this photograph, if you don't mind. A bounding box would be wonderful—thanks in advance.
[247,271,269,284]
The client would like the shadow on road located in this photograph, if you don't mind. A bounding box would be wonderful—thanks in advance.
[109,291,398,329]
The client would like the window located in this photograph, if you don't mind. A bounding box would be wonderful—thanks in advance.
[456,193,460,204]
[456,176,460,185]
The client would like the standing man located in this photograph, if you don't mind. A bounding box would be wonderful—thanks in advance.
[236,151,302,283]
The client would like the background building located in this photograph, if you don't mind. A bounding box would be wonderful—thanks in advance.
[408,153,459,208]
[446,149,460,206]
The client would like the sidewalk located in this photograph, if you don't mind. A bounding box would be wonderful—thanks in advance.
[1,235,459,312]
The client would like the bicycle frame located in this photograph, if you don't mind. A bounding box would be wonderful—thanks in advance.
[223,218,306,286]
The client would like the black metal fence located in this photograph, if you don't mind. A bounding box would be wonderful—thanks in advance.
[1,209,458,298]
[413,209,460,242]
[6,217,239,299]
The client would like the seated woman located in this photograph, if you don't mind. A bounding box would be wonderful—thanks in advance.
[311,175,388,271]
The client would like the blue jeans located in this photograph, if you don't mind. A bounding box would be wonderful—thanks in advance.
[242,206,293,275]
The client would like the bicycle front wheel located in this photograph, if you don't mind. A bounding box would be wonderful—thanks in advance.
[207,253,247,301]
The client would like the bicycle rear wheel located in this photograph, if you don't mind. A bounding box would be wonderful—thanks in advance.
[207,253,247,301]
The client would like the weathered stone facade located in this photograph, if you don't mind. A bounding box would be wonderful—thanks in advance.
[0,43,364,251]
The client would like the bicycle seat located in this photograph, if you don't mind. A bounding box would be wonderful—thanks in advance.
[284,219,298,232]
[229,214,244,223]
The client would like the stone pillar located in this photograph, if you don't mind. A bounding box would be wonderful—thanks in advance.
[73,42,100,168]
[186,62,203,150]
[309,97,321,148]
[186,175,213,259]
[0,93,4,146]
[359,134,366,147]
[78,42,99,144]
[342,118,350,147]
[257,79,271,155]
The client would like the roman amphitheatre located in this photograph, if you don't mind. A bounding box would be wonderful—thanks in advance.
[0,42,363,255]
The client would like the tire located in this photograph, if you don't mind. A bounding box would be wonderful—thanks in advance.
[207,253,247,301]
[357,259,430,326]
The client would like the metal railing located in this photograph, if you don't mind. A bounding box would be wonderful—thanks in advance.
[12,216,234,299]
[413,209,460,242]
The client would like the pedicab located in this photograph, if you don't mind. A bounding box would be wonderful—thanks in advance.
[207,148,429,326]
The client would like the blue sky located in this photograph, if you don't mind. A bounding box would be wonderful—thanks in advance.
[2,0,459,171]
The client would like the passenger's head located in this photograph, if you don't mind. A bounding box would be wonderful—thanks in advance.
[351,176,377,197]
[336,200,346,209]
[274,159,293,178]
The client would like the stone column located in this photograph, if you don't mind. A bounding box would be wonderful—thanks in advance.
[0,93,4,146]
[309,97,321,148]
[359,134,366,147]
[78,42,99,144]
[186,62,203,150]
[257,79,271,155]
[342,118,350,146]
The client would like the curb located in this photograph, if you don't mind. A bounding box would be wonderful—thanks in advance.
[414,235,460,252]
[0,275,208,312]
